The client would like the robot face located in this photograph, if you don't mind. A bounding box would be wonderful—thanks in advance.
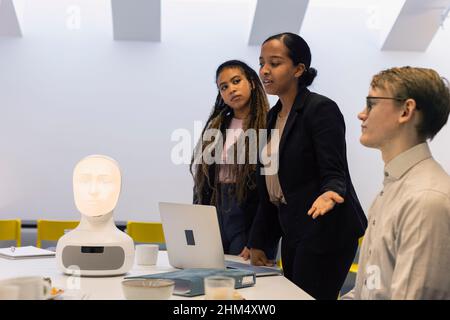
[73,156,121,217]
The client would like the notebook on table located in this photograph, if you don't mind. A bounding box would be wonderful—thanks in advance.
[225,261,283,277]
[0,246,56,260]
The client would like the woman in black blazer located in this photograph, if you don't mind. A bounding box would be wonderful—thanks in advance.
[249,33,367,300]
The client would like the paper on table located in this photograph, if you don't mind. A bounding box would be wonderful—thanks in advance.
[0,246,56,259]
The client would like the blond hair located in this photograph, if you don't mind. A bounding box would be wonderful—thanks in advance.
[371,66,450,140]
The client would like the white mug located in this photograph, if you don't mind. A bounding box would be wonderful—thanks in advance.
[0,285,20,300]
[135,244,159,266]
[0,276,51,300]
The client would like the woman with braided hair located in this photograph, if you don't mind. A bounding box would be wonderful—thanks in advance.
[190,60,278,261]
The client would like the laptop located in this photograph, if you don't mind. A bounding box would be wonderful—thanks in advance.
[159,202,225,269]
[159,202,283,276]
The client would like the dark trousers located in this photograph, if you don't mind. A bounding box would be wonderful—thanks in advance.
[216,183,248,255]
[217,183,277,259]
[281,238,358,300]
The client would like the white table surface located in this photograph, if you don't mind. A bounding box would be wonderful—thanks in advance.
[0,251,313,300]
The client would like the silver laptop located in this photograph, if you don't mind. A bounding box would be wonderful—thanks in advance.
[159,202,283,276]
[159,202,225,269]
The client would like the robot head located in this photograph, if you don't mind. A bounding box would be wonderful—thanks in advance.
[73,155,121,217]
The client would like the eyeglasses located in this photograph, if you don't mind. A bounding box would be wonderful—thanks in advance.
[365,96,409,113]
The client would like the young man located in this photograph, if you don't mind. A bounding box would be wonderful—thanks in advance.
[343,67,450,299]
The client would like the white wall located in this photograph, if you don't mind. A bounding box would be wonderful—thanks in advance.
[0,0,449,222]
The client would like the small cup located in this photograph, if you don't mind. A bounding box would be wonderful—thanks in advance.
[0,276,51,300]
[135,244,159,266]
[204,276,235,300]
[0,285,20,300]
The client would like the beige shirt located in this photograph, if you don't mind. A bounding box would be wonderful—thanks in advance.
[342,143,450,300]
[263,113,289,205]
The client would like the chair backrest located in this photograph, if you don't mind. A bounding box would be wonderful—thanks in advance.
[36,219,79,248]
[126,221,165,244]
[358,236,364,247]
[349,236,364,274]
[0,219,21,246]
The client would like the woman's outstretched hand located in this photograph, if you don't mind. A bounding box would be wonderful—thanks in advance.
[307,190,344,219]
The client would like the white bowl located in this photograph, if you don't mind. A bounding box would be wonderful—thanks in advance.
[122,279,174,300]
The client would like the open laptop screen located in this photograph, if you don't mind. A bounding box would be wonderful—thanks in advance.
[159,202,225,269]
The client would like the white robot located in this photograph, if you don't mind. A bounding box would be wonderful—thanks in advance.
[56,155,134,276]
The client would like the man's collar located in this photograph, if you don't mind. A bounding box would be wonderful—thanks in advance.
[383,143,432,183]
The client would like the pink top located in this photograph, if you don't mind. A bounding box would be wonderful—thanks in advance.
[219,118,244,183]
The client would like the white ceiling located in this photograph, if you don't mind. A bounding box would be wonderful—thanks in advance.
[1,0,450,51]
[0,0,22,37]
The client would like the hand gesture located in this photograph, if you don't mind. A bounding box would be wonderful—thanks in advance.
[307,190,344,219]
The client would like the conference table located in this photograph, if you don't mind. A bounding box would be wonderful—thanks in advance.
[0,251,313,300]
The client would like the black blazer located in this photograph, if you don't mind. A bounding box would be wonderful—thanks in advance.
[193,111,259,233]
[249,88,367,254]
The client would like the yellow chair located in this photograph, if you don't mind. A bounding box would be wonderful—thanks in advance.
[277,257,283,269]
[0,219,21,246]
[349,237,364,274]
[126,221,165,244]
[36,220,79,248]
